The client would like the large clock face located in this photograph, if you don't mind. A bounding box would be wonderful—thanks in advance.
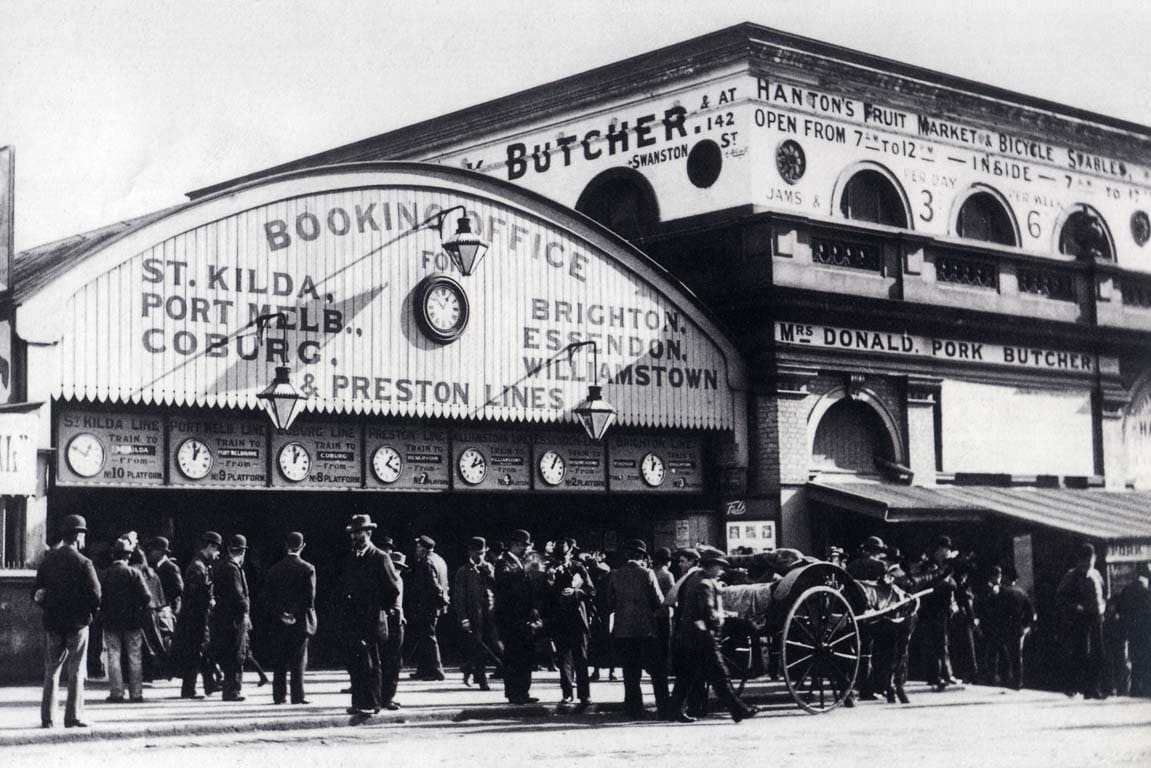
[371,445,403,484]
[176,438,214,480]
[640,452,666,487]
[278,442,312,482]
[457,447,487,485]
[66,433,105,478]
[538,449,566,486]
[416,275,469,343]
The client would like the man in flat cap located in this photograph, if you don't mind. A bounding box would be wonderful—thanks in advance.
[33,514,101,728]
[99,537,153,703]
[453,536,496,690]
[263,532,316,704]
[494,529,542,705]
[340,514,402,715]
[607,539,669,718]
[409,534,450,681]
[666,550,757,723]
[173,531,222,698]
[211,534,252,701]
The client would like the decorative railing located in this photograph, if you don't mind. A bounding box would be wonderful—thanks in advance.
[935,254,998,289]
[1017,268,1075,301]
[810,237,881,272]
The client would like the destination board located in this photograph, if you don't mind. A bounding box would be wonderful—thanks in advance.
[57,408,165,487]
[364,424,450,491]
[168,415,267,488]
[532,430,606,492]
[607,433,704,493]
[453,428,531,491]
[270,420,362,489]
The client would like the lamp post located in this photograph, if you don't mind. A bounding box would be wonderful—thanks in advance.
[568,340,617,441]
[257,366,305,432]
[437,205,490,276]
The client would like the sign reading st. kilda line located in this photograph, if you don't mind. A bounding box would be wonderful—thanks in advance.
[56,186,735,431]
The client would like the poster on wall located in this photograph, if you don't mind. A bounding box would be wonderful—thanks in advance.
[452,428,531,491]
[607,433,704,493]
[727,520,776,553]
[168,415,267,488]
[364,424,450,491]
[531,431,605,492]
[270,420,362,489]
[57,409,165,486]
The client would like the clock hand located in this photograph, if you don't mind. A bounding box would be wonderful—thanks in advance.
[74,443,91,457]
[550,455,560,469]
[471,456,482,468]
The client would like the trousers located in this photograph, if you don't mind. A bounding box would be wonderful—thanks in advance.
[554,627,591,701]
[104,628,144,700]
[668,629,751,719]
[616,636,669,715]
[41,628,89,726]
[271,627,309,704]
[410,612,444,676]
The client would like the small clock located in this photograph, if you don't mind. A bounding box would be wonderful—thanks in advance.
[176,438,213,480]
[66,433,105,478]
[371,445,403,484]
[278,442,311,482]
[538,449,566,486]
[640,452,666,487]
[415,274,469,344]
[458,447,487,485]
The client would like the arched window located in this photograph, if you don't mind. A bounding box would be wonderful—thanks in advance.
[811,399,895,475]
[956,191,1016,246]
[839,169,908,228]
[575,170,659,240]
[1059,206,1113,261]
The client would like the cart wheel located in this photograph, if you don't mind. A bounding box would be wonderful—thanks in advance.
[781,585,860,714]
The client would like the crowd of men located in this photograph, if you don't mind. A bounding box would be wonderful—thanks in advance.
[32,512,1151,729]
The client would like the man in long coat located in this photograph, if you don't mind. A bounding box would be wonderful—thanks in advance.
[210,534,252,701]
[494,529,542,705]
[453,536,497,690]
[173,531,221,699]
[546,538,595,705]
[340,514,401,716]
[263,531,317,705]
[607,539,669,717]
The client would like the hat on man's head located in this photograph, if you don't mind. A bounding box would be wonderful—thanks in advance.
[200,531,223,547]
[701,549,730,568]
[61,514,88,534]
[415,534,436,549]
[113,538,134,555]
[467,536,488,552]
[623,538,648,556]
[862,536,887,553]
[377,536,395,552]
[228,534,248,552]
[653,546,672,565]
[676,547,701,562]
[509,529,532,545]
[390,551,410,571]
[285,531,305,550]
[932,535,953,551]
[346,514,377,533]
[147,536,171,554]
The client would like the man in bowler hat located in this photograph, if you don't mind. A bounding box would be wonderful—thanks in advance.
[453,536,497,690]
[173,531,222,698]
[211,534,252,701]
[494,528,542,705]
[263,531,317,704]
[33,514,101,728]
[340,514,401,715]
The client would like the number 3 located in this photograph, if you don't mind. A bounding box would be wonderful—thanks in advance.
[919,189,934,223]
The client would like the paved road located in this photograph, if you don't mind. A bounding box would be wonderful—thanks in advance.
[7,684,1150,768]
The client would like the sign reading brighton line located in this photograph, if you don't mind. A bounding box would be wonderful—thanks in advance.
[51,176,738,431]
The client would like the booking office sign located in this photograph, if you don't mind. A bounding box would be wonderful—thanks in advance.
[21,165,744,434]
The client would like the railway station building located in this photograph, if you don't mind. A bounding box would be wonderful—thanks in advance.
[1,23,1150,677]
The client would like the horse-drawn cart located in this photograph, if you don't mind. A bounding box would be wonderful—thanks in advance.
[720,551,929,714]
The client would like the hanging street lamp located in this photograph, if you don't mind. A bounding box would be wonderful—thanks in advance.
[567,340,617,441]
[257,365,305,432]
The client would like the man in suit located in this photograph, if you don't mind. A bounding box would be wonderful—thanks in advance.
[453,536,497,691]
[546,537,595,706]
[99,537,152,703]
[494,529,542,705]
[263,531,317,705]
[148,537,183,616]
[33,514,101,729]
[666,551,757,723]
[408,534,450,681]
[211,534,251,701]
[340,514,401,716]
[1056,541,1108,698]
[384,551,409,709]
[173,532,222,698]
[607,539,669,718]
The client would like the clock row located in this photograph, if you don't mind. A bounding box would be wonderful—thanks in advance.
[56,410,705,492]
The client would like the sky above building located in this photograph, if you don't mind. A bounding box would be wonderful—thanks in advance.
[3,0,1149,252]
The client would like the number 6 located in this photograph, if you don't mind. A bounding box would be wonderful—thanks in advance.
[1027,210,1041,239]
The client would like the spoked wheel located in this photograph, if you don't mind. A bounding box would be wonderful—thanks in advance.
[781,585,860,714]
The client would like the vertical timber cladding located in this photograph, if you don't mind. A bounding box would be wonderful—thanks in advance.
[54,184,736,432]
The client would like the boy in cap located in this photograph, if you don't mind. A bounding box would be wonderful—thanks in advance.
[453,536,496,690]
[99,537,153,703]
[33,514,101,728]
[263,532,316,704]
[211,534,252,701]
[173,531,222,698]
[409,534,450,681]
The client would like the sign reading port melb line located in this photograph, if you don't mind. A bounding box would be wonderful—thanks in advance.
[15,164,746,432]
[775,321,1098,375]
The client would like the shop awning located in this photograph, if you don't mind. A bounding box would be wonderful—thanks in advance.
[807,481,1151,541]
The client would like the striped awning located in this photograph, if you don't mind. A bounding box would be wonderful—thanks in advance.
[807,481,1151,541]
